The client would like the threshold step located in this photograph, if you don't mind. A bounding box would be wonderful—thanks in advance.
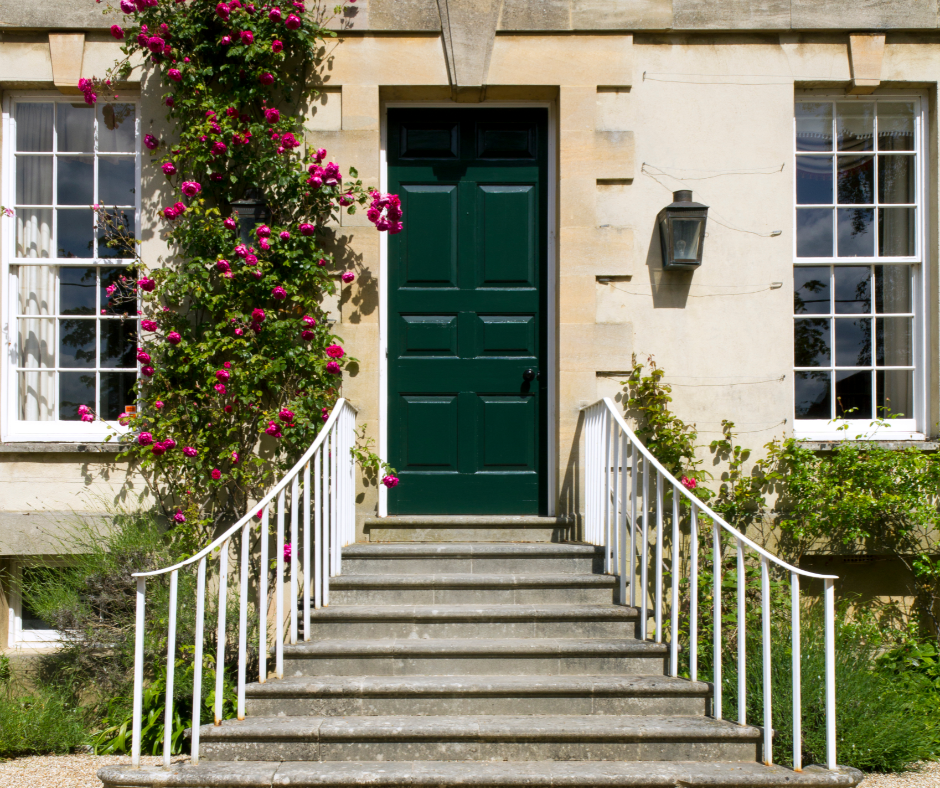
[364,516,571,543]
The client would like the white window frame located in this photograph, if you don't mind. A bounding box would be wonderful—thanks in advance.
[1,92,141,442]
[793,91,928,441]
[7,560,63,648]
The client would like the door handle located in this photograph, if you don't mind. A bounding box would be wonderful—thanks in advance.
[522,369,539,382]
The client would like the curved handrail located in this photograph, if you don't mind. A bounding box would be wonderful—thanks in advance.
[587,397,837,581]
[133,398,358,578]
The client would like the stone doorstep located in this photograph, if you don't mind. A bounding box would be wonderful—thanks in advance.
[328,574,618,588]
[281,638,667,658]
[292,603,639,621]
[343,542,599,556]
[97,761,864,788]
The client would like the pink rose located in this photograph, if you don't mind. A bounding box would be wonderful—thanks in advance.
[259,72,275,86]
[283,543,292,561]
[279,408,294,423]
[265,420,282,438]
[137,278,156,292]
[216,259,231,273]
[314,148,327,162]
[302,315,316,326]
[321,407,329,421]
[382,474,400,489]
[285,13,301,29]
[681,476,697,490]
[211,468,222,480]
[272,40,283,53]
[256,224,271,238]
[240,30,254,45]
[245,254,258,265]
[165,97,174,107]
[216,369,230,382]
[138,432,154,446]
[317,258,326,267]
[252,308,266,322]
[259,239,271,251]
[220,35,232,46]
[211,141,228,155]
[183,446,197,457]
[232,451,240,463]
[235,328,244,336]
[326,361,341,374]
[162,438,177,450]
[173,510,186,523]
[279,230,290,241]
[155,400,164,410]
[272,286,287,300]
[136,350,151,363]
[269,6,282,21]
[325,344,344,359]
[144,133,159,150]
[264,108,279,124]
[151,443,166,456]
[299,223,315,236]
[181,181,201,197]
[224,217,237,230]
[215,2,230,18]
[167,331,182,345]
[234,244,249,258]
[252,270,262,280]
[162,162,176,175]
[168,68,182,82]
[301,329,314,341]
[141,319,158,331]
[120,0,135,12]
[341,272,354,283]
[111,25,125,39]
[141,366,155,377]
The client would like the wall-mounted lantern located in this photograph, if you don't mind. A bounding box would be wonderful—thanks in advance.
[657,190,709,270]
[230,190,271,246]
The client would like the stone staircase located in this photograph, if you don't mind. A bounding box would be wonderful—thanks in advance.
[99,517,862,788]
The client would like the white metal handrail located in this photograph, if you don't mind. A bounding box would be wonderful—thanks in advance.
[129,398,358,767]
[583,397,838,770]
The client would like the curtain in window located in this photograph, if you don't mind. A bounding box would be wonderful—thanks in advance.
[17,266,56,421]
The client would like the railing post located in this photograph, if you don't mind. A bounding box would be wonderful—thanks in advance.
[290,475,299,645]
[604,410,613,570]
[712,520,722,720]
[238,525,249,721]
[303,460,311,639]
[761,556,772,765]
[259,506,268,684]
[640,457,649,640]
[214,541,229,726]
[791,572,802,771]
[670,484,679,677]
[314,448,323,609]
[655,471,663,643]
[619,434,628,606]
[131,577,146,768]
[737,540,746,726]
[629,446,638,609]
[824,577,836,769]
[191,557,207,765]
[276,489,285,678]
[690,508,698,682]
[163,570,178,768]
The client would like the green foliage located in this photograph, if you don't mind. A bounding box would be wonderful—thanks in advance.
[708,420,765,532]
[0,686,87,758]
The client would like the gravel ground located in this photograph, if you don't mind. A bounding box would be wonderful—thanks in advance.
[0,755,937,788]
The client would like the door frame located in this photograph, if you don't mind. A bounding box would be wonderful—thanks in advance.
[378,100,557,517]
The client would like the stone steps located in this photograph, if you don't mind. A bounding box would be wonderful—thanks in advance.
[245,674,709,717]
[283,638,667,677]
[196,714,762,763]
[363,515,571,543]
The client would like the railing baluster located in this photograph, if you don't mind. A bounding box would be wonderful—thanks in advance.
[163,569,177,768]
[303,461,311,639]
[605,410,613,570]
[131,577,146,768]
[713,520,722,720]
[640,457,649,641]
[609,417,618,574]
[690,507,698,682]
[629,446,637,609]
[276,489,285,678]
[314,448,323,609]
[655,472,663,643]
[791,572,802,771]
[214,540,229,726]
[737,540,746,725]
[237,525,249,721]
[330,425,338,578]
[191,556,207,765]
[259,506,268,684]
[761,556,772,764]
[618,433,628,605]
[670,483,679,677]
[824,578,836,770]
[322,440,330,606]
[290,474,299,645]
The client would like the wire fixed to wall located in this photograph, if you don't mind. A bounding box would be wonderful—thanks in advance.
[642,71,804,86]
[607,281,783,298]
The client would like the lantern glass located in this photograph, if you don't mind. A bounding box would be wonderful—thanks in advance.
[671,218,704,262]
[657,190,709,270]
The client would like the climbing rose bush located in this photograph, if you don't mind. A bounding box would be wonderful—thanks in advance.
[90,0,399,541]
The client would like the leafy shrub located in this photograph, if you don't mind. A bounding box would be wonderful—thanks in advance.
[0,686,87,757]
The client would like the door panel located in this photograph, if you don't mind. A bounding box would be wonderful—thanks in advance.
[388,108,548,514]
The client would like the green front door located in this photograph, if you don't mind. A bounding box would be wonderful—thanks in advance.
[387,108,548,514]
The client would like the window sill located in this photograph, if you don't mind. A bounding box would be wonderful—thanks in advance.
[0,441,127,454]
[798,439,939,452]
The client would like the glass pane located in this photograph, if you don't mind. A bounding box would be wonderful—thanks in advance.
[835,317,872,366]
[18,371,54,421]
[670,218,702,262]
[837,208,874,257]
[796,156,832,204]
[100,266,134,314]
[795,371,831,419]
[56,103,94,153]
[98,210,136,259]
[836,370,872,419]
[21,567,55,630]
[16,103,54,152]
[101,371,137,420]
[794,318,830,367]
[18,265,55,315]
[878,156,915,204]
[837,155,874,204]
[17,318,54,369]
[877,102,915,152]
[57,209,94,258]
[16,209,52,258]
[59,371,95,420]
[833,266,871,314]
[794,266,830,315]
[878,208,915,257]
[796,209,832,257]
[58,318,96,367]
[877,370,913,419]
[100,319,137,368]
[98,103,136,153]
[57,156,94,205]
[15,156,52,204]
[875,265,911,313]
[59,267,97,315]
[876,317,912,366]
[836,103,874,152]
[796,103,832,152]
[99,157,136,205]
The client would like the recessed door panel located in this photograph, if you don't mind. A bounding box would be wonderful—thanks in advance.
[476,315,536,357]
[400,395,458,469]
[480,395,535,469]
[400,315,458,357]
[479,185,535,287]
[400,185,458,287]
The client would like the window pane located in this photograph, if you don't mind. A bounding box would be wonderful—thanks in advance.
[837,208,874,257]
[877,370,913,418]
[18,372,54,421]
[836,370,872,419]
[100,267,133,315]
[878,156,915,204]
[56,103,94,153]
[877,102,915,152]
[100,319,137,368]
[59,371,95,420]
[796,209,832,257]
[18,265,55,315]
[875,265,911,313]
[876,317,912,366]
[878,208,915,257]
[57,209,94,258]
[795,371,831,418]
[57,156,94,205]
[15,156,52,205]
[59,267,97,315]
[833,266,871,314]
[97,103,136,153]
[671,218,702,261]
[794,266,830,314]
[796,103,832,151]
[16,104,54,152]
[101,372,137,420]
[796,156,832,204]
[837,103,874,152]
[795,318,830,366]
[837,155,874,204]
[835,317,872,366]
[58,318,96,367]
[97,211,136,259]
[99,157,136,205]
[16,209,52,258]
[17,319,54,368]
[20,567,55,631]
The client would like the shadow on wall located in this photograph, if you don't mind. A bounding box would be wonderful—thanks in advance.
[645,220,694,309]
[328,228,376,325]
[557,412,584,541]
